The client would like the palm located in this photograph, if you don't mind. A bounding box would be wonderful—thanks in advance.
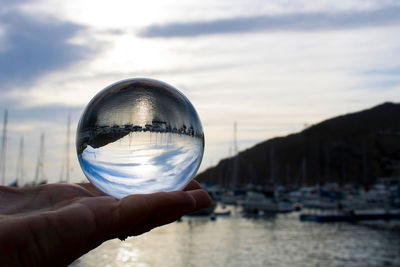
[0,181,210,266]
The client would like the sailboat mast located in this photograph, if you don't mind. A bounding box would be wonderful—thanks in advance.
[270,146,275,182]
[60,114,71,183]
[231,121,239,189]
[0,109,8,185]
[66,114,71,183]
[233,121,238,154]
[15,136,24,186]
[34,133,45,184]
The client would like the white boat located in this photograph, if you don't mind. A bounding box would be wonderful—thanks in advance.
[238,191,294,214]
[220,189,246,205]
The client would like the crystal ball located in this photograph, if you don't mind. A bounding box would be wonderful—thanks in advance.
[76,78,204,199]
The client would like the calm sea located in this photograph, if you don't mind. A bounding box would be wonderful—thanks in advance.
[72,208,400,267]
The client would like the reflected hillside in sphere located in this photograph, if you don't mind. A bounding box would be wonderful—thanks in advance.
[76,78,204,199]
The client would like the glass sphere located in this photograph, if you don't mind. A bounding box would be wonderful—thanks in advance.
[76,78,204,199]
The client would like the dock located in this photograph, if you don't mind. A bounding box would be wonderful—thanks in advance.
[300,211,400,223]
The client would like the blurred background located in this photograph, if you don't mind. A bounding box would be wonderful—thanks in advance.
[1,0,400,266]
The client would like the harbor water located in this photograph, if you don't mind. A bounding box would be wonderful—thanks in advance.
[72,209,400,267]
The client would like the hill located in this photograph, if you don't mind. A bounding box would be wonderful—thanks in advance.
[195,102,400,187]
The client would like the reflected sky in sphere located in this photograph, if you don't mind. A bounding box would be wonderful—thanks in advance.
[76,78,204,199]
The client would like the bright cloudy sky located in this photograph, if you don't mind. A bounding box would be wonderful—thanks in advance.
[0,0,399,184]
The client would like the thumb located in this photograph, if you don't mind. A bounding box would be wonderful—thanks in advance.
[113,189,211,238]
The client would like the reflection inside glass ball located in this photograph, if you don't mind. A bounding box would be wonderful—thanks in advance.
[76,78,204,199]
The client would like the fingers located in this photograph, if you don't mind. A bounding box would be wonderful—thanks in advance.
[183,180,202,191]
[113,188,212,238]
[186,189,212,210]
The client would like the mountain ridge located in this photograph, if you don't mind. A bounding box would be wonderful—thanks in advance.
[196,102,400,187]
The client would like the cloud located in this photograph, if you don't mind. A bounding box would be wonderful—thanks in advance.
[362,66,400,76]
[139,6,400,38]
[8,105,83,123]
[357,66,400,90]
[0,7,94,91]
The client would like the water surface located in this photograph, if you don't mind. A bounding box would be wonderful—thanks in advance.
[73,210,400,267]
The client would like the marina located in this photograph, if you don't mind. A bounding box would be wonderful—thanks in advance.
[204,176,400,220]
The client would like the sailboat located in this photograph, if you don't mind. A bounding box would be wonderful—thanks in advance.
[238,147,294,215]
[221,122,246,205]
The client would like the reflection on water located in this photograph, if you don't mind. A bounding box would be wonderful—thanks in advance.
[73,210,400,267]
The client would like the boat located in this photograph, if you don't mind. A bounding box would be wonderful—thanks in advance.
[8,180,18,187]
[238,191,294,215]
[186,201,217,216]
[300,209,400,223]
[220,188,246,205]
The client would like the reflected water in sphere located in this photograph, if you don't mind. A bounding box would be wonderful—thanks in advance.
[76,78,204,199]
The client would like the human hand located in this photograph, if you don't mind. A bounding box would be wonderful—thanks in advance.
[0,180,211,266]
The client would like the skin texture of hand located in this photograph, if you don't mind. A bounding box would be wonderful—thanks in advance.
[0,180,211,266]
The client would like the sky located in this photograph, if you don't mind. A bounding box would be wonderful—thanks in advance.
[0,0,399,185]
